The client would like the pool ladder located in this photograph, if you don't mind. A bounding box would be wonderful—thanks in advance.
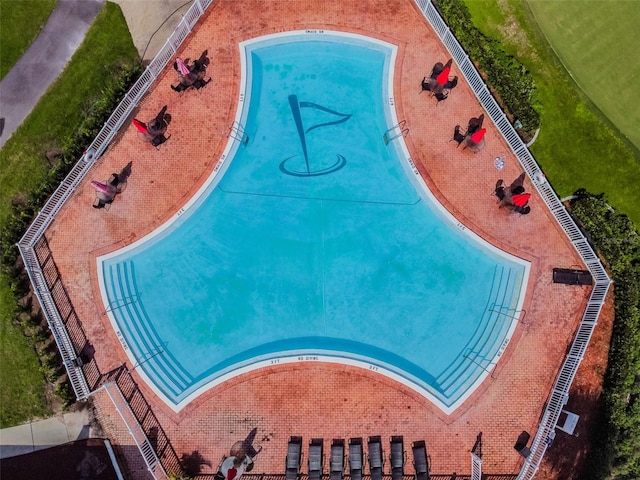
[383,120,409,145]
[228,121,249,146]
[102,295,140,315]
[489,303,527,324]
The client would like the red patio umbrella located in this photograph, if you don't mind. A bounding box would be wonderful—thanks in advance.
[470,128,486,143]
[436,66,451,85]
[512,192,531,207]
[132,118,148,133]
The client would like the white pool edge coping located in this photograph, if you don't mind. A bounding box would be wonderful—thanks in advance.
[97,30,530,415]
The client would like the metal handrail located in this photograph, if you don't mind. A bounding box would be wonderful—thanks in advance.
[412,2,611,478]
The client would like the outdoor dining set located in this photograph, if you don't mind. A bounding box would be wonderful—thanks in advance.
[421,58,458,102]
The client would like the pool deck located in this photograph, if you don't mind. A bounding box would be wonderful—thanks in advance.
[46,0,594,477]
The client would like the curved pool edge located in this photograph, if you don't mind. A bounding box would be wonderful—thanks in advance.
[97,29,530,414]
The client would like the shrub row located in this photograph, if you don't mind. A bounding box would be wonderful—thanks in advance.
[0,61,143,273]
[433,0,540,136]
[570,190,640,479]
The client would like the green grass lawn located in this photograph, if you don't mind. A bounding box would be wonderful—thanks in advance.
[0,0,58,80]
[0,1,139,232]
[0,1,139,427]
[462,0,640,227]
[526,0,640,152]
[0,276,50,426]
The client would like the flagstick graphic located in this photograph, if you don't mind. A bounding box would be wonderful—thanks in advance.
[281,94,351,177]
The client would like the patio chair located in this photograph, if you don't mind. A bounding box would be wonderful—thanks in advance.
[444,75,458,90]
[151,133,170,149]
[389,436,405,480]
[367,436,384,480]
[411,441,430,480]
[330,439,345,480]
[308,438,324,480]
[285,436,303,480]
[434,90,449,104]
[429,62,444,79]
[452,125,466,146]
[171,82,190,94]
[348,438,364,480]
[193,76,212,92]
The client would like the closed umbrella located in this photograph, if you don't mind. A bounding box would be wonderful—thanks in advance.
[91,180,109,193]
[512,193,531,207]
[436,66,450,85]
[176,57,190,75]
[132,118,148,133]
[470,128,486,143]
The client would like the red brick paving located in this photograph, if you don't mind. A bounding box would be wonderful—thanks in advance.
[45,1,597,477]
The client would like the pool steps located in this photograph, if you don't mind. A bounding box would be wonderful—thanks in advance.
[434,265,523,398]
[105,262,194,397]
[106,259,522,407]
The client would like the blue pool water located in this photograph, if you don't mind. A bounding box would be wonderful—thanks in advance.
[98,31,529,413]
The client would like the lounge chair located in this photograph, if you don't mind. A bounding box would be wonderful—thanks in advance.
[390,436,405,480]
[411,441,430,480]
[552,268,592,286]
[308,438,324,480]
[330,439,345,480]
[348,438,364,480]
[514,431,531,459]
[367,436,384,480]
[285,436,302,480]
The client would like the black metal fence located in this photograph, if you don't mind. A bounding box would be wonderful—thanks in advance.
[32,236,184,477]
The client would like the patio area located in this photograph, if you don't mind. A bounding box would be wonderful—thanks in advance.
[43,1,592,477]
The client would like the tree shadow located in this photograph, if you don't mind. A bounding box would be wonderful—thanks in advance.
[181,450,212,477]
[540,388,604,479]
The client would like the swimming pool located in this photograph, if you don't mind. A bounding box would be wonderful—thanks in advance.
[98,31,529,414]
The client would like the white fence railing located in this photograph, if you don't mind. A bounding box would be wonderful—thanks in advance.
[16,0,612,477]
[17,1,216,478]
[18,0,214,400]
[413,2,612,479]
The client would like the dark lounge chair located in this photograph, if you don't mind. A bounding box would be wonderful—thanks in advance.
[389,436,405,480]
[348,438,364,480]
[514,431,531,459]
[330,439,345,480]
[552,268,593,286]
[412,441,430,480]
[285,436,302,480]
[367,436,384,480]
[308,438,324,480]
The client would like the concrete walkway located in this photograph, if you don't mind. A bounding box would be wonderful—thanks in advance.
[0,0,194,462]
[0,406,93,459]
[0,0,193,150]
[113,0,194,62]
[0,0,105,149]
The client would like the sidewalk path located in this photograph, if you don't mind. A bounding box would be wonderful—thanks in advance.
[0,406,92,459]
[0,0,104,149]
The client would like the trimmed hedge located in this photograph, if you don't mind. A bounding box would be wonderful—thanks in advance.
[570,190,640,479]
[433,0,540,136]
